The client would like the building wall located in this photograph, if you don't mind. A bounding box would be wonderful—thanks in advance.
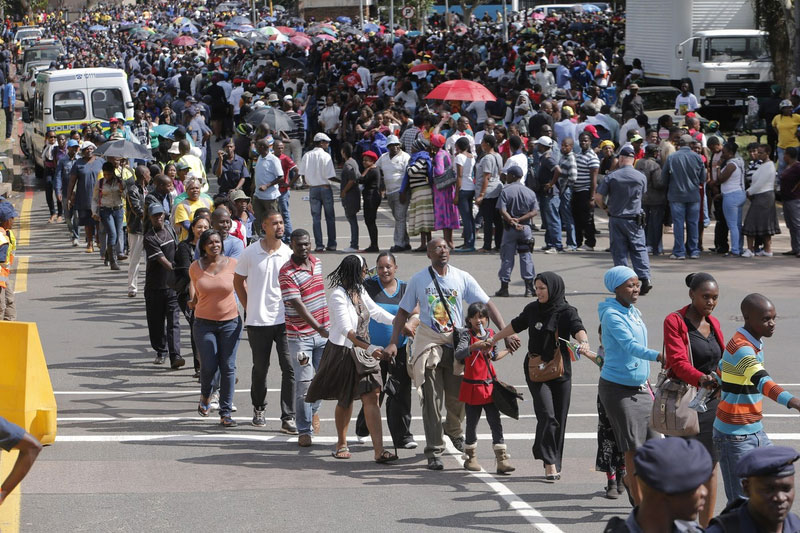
[301,0,374,20]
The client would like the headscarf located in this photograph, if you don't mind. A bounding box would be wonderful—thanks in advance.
[534,271,569,334]
[603,265,637,292]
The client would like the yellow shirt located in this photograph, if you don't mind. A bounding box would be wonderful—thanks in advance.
[771,114,800,149]
[173,196,213,241]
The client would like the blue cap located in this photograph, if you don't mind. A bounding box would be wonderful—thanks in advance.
[738,446,799,479]
[634,437,712,494]
[0,201,18,222]
[506,165,523,179]
[67,139,80,148]
[619,145,636,157]
[148,203,166,216]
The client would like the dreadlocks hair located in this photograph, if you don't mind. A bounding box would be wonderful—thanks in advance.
[327,255,365,294]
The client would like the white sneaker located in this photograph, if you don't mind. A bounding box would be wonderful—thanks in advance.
[543,247,558,254]
[579,244,594,252]
[669,254,686,260]
[342,247,359,253]
[741,249,755,258]
[209,391,220,411]
[71,238,79,247]
[755,250,773,257]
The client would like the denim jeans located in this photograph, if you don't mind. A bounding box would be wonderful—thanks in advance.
[288,333,325,435]
[309,186,336,250]
[722,190,746,255]
[99,206,124,258]
[713,428,772,502]
[644,205,666,254]
[65,205,80,241]
[538,190,562,249]
[194,317,243,418]
[278,190,293,243]
[670,200,700,257]
[457,189,475,248]
[386,191,410,248]
[344,208,359,249]
[559,186,576,248]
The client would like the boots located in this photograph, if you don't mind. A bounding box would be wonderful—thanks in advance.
[605,478,619,499]
[462,443,481,471]
[495,281,509,297]
[104,247,110,266]
[493,443,515,475]
[110,252,120,271]
[524,279,534,297]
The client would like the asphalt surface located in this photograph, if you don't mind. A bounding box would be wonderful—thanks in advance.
[11,164,800,532]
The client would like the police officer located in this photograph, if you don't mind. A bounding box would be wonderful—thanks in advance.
[604,437,711,532]
[707,446,800,533]
[594,145,653,295]
[496,166,539,297]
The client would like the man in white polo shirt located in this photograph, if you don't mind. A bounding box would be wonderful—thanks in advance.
[299,133,337,252]
[233,209,296,433]
[376,135,411,252]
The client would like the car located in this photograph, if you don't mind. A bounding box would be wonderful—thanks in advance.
[610,86,706,130]
[21,63,49,104]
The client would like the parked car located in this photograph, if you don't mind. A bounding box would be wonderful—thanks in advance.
[611,86,707,130]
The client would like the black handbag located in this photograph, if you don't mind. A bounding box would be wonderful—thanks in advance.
[484,353,524,420]
[433,154,457,190]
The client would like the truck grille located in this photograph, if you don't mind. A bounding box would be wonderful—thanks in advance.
[705,82,772,99]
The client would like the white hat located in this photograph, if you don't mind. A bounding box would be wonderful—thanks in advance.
[283,94,293,101]
[536,47,546,54]
[386,135,400,145]
[780,99,793,108]
[314,132,331,142]
[80,141,97,151]
[535,136,554,147]
[253,100,266,108]
[168,141,181,154]
[190,146,202,158]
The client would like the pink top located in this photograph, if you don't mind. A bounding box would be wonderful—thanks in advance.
[189,258,239,321]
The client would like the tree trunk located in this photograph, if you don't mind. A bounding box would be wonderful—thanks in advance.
[754,0,797,98]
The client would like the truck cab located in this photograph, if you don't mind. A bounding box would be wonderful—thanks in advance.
[677,29,772,107]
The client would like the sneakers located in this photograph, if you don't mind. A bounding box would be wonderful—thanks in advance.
[741,249,755,258]
[220,415,237,428]
[449,435,465,453]
[153,354,165,365]
[755,250,773,257]
[579,244,594,251]
[341,247,359,253]
[543,247,558,254]
[280,419,298,434]
[252,407,266,427]
[71,238,79,247]
[401,439,419,449]
[209,391,220,411]
[128,289,137,298]
[170,356,186,370]
[427,457,444,470]
[669,254,685,260]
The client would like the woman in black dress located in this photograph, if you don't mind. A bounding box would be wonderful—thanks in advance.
[359,150,382,253]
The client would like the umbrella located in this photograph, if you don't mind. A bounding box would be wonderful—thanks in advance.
[276,26,296,36]
[213,21,227,28]
[212,37,238,49]
[313,34,336,42]
[89,24,109,31]
[273,4,286,11]
[278,56,307,70]
[180,23,199,34]
[336,16,352,24]
[258,26,280,35]
[426,80,497,102]
[394,28,406,36]
[244,107,297,132]
[130,28,154,40]
[245,30,271,43]
[232,36,252,47]
[581,3,602,12]
[152,124,178,139]
[228,15,250,25]
[453,23,468,36]
[160,29,179,40]
[409,63,436,73]
[269,33,290,43]
[407,30,421,37]
[173,35,197,46]
[290,34,312,48]
[215,2,240,12]
[173,16,195,25]
[94,139,153,160]
[363,23,380,33]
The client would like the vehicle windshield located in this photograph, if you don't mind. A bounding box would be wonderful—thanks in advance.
[642,90,679,111]
[705,36,770,62]
[23,47,60,66]
[15,30,41,41]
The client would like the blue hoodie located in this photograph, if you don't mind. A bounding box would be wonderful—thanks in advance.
[598,297,659,387]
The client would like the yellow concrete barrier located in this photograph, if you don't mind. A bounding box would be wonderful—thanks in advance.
[0,322,57,445]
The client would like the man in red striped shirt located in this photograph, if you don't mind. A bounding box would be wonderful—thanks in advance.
[279,228,329,447]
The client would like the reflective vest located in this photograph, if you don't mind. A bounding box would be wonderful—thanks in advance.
[0,227,14,289]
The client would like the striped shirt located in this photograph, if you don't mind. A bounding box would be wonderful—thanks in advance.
[400,126,421,154]
[279,254,329,338]
[285,110,304,141]
[714,327,795,435]
[557,151,577,190]
[573,148,600,192]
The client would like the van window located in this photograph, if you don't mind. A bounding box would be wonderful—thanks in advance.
[53,90,86,121]
[91,89,124,121]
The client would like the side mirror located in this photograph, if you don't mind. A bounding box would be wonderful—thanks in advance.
[675,45,684,60]
[22,108,31,123]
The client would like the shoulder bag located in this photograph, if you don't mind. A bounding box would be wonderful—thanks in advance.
[650,313,699,437]
[526,329,564,382]
[428,267,467,375]
[348,295,381,375]
[484,352,524,420]
[433,152,457,190]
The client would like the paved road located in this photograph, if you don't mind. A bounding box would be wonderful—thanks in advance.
[9,167,800,532]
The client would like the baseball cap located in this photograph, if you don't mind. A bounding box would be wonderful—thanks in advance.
[680,134,695,145]
[175,160,190,170]
[780,99,793,108]
[67,139,80,148]
[619,145,636,157]
[313,132,331,142]
[386,135,400,145]
[0,201,19,222]
[535,136,554,147]
[80,141,97,151]
[148,203,165,216]
[283,94,293,101]
[583,125,600,139]
[630,134,643,142]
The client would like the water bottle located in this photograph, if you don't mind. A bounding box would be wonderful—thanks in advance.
[689,387,712,413]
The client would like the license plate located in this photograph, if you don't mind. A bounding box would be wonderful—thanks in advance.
[734,100,743,106]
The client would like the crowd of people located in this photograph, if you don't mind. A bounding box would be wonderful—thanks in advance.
[4,0,800,529]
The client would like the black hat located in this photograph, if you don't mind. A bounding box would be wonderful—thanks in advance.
[738,446,800,479]
[634,438,712,494]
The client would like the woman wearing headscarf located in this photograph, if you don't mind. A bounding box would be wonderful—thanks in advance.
[401,138,435,251]
[597,265,662,505]
[306,255,398,464]
[662,272,723,526]
[490,272,590,481]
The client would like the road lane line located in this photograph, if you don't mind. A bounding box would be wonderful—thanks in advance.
[13,255,28,294]
[17,190,33,246]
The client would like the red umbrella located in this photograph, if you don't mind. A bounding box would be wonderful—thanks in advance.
[290,34,312,48]
[425,80,497,102]
[409,63,436,73]
[276,25,296,36]
[172,35,197,46]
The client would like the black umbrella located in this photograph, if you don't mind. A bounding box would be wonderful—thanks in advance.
[277,56,306,70]
[215,2,241,12]
[94,139,153,160]
[244,107,296,132]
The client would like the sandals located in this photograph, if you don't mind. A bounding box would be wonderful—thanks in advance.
[332,446,351,459]
[220,415,238,428]
[197,398,210,417]
[375,450,398,464]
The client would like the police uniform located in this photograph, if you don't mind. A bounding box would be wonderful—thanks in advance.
[604,438,711,533]
[707,446,800,533]
[497,167,539,291]
[595,146,652,288]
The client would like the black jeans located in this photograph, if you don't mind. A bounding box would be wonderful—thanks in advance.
[713,194,729,253]
[362,189,381,249]
[527,373,572,471]
[144,287,181,360]
[355,344,414,447]
[4,108,12,139]
[247,324,295,420]
[479,196,503,250]
[44,172,63,217]
[571,189,596,248]
[465,402,504,446]
[177,292,199,371]
[344,208,359,249]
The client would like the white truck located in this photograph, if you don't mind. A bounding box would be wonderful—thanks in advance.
[625,0,773,109]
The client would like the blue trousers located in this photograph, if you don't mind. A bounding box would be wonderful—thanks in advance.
[559,187,576,248]
[309,186,336,250]
[195,316,242,418]
[278,190,293,244]
[713,428,771,503]
[722,190,746,255]
[457,189,475,248]
[609,217,651,281]
[99,206,124,258]
[669,200,700,258]
[537,190,562,250]
[498,225,534,282]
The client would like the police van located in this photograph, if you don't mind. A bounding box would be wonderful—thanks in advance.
[22,68,134,175]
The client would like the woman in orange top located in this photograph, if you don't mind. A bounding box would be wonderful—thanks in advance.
[189,229,242,428]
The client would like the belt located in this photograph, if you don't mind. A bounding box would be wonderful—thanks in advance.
[608,214,637,220]
[463,377,492,385]
[309,184,331,189]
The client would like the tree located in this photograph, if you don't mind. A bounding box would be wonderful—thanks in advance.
[752,0,797,97]
[457,0,491,27]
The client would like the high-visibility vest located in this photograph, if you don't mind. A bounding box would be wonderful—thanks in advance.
[0,227,13,289]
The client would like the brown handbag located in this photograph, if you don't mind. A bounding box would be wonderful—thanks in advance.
[526,330,564,382]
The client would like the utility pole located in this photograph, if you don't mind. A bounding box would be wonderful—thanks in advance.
[389,0,395,43]
[502,0,508,42]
